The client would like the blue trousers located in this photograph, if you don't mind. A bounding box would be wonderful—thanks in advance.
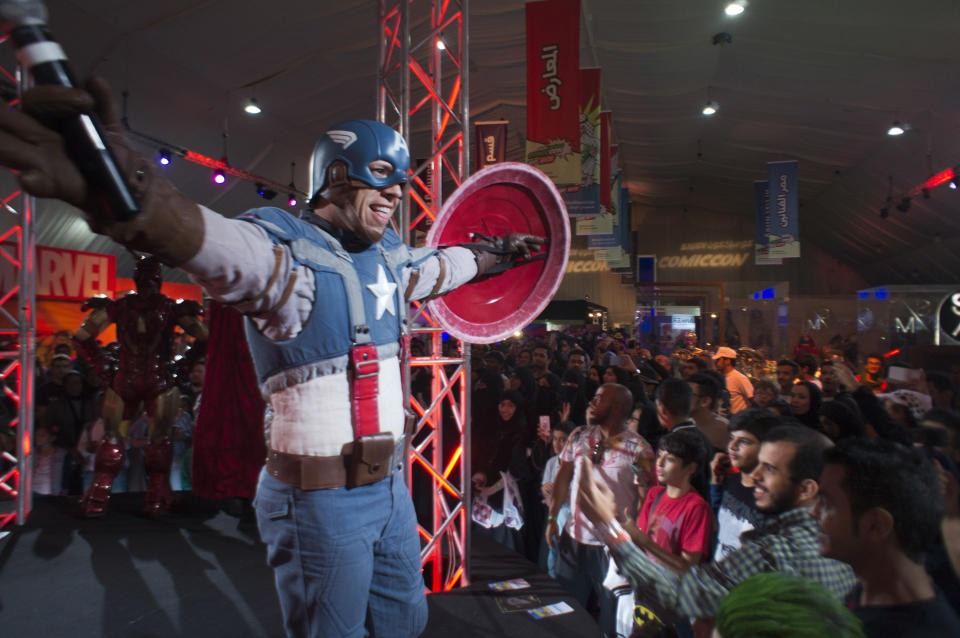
[254,467,428,638]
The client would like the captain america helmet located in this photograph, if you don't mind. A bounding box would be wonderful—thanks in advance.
[308,120,410,201]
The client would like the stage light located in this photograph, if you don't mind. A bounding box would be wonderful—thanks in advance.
[702,100,719,116]
[887,121,905,136]
[213,169,226,185]
[244,98,262,115]
[287,193,297,207]
[950,179,958,190]
[158,149,171,166]
[256,183,277,200]
[896,196,911,213]
[725,1,746,16]
[436,38,446,50]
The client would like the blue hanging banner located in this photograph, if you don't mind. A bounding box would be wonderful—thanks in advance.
[754,181,781,265]
[765,160,800,258]
[611,185,632,272]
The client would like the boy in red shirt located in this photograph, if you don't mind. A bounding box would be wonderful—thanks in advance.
[628,428,712,571]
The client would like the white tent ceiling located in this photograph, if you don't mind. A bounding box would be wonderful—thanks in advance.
[2,0,960,288]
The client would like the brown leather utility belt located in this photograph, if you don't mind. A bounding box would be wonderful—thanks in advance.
[266,434,406,490]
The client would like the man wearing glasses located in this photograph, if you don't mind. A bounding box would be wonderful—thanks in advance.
[544,383,656,636]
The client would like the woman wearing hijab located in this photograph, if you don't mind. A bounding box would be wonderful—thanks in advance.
[472,390,530,553]
[789,380,823,429]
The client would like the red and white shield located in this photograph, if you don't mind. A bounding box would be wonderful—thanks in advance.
[426,162,570,343]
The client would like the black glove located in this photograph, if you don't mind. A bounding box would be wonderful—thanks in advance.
[467,232,546,277]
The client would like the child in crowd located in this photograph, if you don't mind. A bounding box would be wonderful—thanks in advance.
[627,428,712,570]
[541,419,575,577]
[623,428,712,637]
[709,407,779,561]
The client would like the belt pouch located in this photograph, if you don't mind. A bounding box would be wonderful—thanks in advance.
[347,432,395,488]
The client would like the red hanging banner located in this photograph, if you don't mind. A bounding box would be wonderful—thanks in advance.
[525,0,580,187]
[474,121,508,172]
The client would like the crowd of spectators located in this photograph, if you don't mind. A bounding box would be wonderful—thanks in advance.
[4,322,960,636]
[464,327,960,638]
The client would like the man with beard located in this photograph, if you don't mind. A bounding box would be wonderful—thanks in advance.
[545,383,655,636]
[577,424,856,626]
[777,359,800,401]
[813,438,960,636]
[714,347,753,415]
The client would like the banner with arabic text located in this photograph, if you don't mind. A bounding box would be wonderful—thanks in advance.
[474,121,508,172]
[525,0,580,187]
[765,160,800,258]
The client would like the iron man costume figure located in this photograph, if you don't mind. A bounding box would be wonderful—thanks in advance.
[73,255,207,516]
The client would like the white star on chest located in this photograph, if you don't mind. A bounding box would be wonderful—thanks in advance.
[366,264,397,320]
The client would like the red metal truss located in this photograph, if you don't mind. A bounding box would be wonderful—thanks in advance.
[378,0,472,592]
[0,54,37,533]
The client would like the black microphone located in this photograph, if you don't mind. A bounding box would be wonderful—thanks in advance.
[0,0,139,220]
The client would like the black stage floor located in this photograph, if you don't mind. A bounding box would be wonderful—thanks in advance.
[0,494,599,637]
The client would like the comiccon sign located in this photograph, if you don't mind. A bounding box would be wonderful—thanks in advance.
[0,244,115,302]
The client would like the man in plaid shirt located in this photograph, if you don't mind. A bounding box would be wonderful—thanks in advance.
[579,424,857,626]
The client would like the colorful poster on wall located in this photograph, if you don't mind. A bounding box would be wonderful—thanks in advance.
[765,160,801,258]
[754,181,781,265]
[525,0,580,188]
[474,121,508,172]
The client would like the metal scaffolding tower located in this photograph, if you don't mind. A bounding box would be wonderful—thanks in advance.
[378,0,471,592]
[0,56,36,531]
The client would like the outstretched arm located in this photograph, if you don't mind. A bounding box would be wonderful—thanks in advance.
[403,233,546,302]
[0,79,204,266]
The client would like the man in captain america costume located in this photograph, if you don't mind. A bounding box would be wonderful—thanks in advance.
[0,78,544,637]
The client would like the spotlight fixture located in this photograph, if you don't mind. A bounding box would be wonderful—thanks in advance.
[255,183,277,200]
[724,1,747,16]
[887,121,905,136]
[951,179,958,190]
[244,97,262,115]
[158,149,171,166]
[879,206,889,219]
[895,196,911,213]
[712,32,733,46]
[702,101,719,116]
[436,38,446,51]
[213,168,226,185]
[287,161,298,207]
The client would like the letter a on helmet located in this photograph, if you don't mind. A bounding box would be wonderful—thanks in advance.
[426,162,570,343]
